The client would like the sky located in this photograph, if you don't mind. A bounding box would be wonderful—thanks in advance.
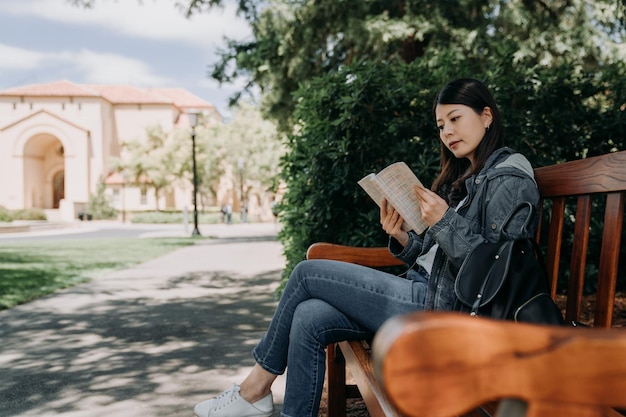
[0,0,252,118]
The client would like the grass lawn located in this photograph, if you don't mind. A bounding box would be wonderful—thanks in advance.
[0,237,196,310]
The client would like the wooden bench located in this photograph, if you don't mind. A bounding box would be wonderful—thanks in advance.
[306,150,626,417]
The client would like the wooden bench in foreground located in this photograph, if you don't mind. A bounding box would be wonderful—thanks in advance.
[373,311,626,417]
[306,150,626,417]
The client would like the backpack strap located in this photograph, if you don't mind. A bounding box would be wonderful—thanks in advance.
[499,201,535,240]
[479,183,535,242]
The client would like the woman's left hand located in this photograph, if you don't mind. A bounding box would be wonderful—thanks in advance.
[414,184,449,226]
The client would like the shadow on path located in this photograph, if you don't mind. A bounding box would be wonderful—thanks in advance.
[0,238,285,417]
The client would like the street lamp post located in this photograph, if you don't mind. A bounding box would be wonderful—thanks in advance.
[238,156,244,209]
[188,109,201,236]
[121,172,126,223]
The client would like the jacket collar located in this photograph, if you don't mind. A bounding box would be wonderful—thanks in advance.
[480,147,516,174]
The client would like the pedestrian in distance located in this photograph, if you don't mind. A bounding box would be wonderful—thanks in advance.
[225,203,232,224]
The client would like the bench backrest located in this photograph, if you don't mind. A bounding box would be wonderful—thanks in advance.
[533,150,626,327]
[307,151,626,327]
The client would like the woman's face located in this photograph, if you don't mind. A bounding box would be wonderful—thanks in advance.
[435,103,493,168]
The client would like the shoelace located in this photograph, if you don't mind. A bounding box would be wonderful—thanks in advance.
[212,383,241,411]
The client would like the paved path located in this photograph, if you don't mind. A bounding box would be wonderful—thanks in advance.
[0,223,287,417]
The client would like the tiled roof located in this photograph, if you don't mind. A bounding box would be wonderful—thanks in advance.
[146,87,216,110]
[0,80,99,97]
[0,80,215,109]
[86,84,173,104]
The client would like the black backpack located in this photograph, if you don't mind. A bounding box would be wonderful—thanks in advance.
[453,202,565,325]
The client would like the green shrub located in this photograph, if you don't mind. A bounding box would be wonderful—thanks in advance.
[278,59,457,289]
[130,211,185,224]
[0,206,12,223]
[86,180,118,220]
[0,206,13,223]
[10,209,47,221]
[130,210,226,225]
[0,206,46,222]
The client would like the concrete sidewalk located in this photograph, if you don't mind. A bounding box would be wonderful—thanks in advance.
[0,222,287,417]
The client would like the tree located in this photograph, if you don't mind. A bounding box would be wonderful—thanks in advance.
[112,103,284,215]
[202,101,285,212]
[113,126,179,211]
[193,0,625,132]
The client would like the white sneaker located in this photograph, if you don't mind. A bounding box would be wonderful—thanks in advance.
[194,383,274,417]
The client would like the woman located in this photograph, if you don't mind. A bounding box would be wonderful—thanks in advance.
[193,78,540,417]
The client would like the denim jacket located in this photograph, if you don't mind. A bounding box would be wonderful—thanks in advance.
[389,147,541,311]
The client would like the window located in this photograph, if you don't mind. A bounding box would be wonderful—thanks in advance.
[140,188,148,205]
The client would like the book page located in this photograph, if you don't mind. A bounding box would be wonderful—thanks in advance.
[371,162,428,234]
[357,174,385,207]
[359,173,413,232]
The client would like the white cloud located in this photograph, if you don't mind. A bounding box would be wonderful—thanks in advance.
[56,49,174,85]
[0,44,46,70]
[0,0,251,46]
[0,43,171,86]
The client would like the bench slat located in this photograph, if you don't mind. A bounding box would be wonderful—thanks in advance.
[339,341,401,417]
[326,343,349,417]
[595,191,625,327]
[566,194,592,322]
[534,151,626,196]
[543,196,565,296]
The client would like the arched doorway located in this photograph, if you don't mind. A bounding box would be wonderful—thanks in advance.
[23,134,65,209]
[52,170,65,209]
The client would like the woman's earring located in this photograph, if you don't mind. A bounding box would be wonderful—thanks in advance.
[486,125,490,131]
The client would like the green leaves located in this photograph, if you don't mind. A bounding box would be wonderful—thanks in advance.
[278,60,445,286]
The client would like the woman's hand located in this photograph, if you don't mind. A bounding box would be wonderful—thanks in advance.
[380,198,409,246]
[414,184,449,226]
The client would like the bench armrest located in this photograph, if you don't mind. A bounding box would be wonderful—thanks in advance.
[372,311,626,417]
[306,242,404,268]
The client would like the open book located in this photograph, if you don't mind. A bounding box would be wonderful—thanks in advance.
[358,162,428,234]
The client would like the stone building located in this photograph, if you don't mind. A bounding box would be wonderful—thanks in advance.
[0,80,219,222]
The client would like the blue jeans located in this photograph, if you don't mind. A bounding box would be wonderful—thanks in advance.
[252,259,427,417]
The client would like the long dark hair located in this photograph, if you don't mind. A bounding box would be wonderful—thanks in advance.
[431,78,503,206]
